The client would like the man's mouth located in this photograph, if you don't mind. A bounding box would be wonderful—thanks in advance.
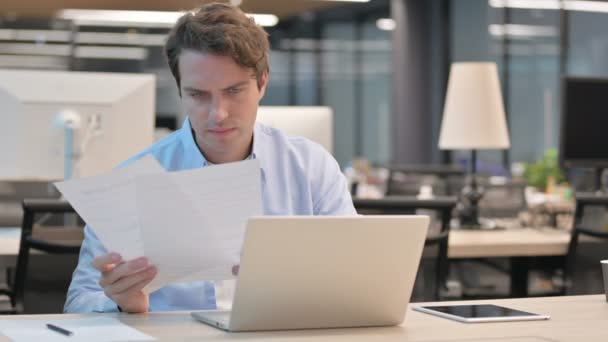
[208,127,236,134]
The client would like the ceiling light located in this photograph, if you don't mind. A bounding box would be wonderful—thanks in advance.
[563,0,608,13]
[488,24,558,37]
[56,9,278,27]
[489,0,561,10]
[57,9,182,27]
[489,0,608,13]
[376,18,396,31]
[249,14,279,27]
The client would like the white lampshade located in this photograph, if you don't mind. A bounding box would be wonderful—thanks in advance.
[438,62,510,150]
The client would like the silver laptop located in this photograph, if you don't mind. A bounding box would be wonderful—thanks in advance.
[191,215,429,332]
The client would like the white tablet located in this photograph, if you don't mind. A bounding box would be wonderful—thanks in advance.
[413,304,550,323]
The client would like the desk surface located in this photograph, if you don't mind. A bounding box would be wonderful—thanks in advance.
[1,295,606,341]
[0,227,19,257]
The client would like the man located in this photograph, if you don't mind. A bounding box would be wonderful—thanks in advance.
[64,3,356,314]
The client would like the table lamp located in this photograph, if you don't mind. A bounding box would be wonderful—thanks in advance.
[438,62,510,227]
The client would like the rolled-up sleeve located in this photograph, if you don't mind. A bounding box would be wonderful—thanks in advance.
[64,226,119,313]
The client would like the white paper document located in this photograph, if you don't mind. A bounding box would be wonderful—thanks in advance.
[54,155,165,260]
[0,317,154,342]
[55,156,262,291]
[136,159,262,290]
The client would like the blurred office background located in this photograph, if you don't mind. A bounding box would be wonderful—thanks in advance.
[2,0,608,169]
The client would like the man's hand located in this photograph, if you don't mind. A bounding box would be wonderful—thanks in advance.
[92,253,157,313]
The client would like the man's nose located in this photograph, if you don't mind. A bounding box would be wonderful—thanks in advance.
[209,97,229,123]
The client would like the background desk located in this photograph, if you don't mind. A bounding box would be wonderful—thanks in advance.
[449,227,573,298]
[448,227,571,259]
[0,295,605,341]
[0,227,599,299]
[0,228,19,271]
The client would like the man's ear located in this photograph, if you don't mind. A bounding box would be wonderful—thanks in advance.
[258,72,269,100]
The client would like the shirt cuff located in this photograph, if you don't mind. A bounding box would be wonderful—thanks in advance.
[98,296,121,313]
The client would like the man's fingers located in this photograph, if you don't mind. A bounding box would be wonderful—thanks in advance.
[118,271,157,295]
[92,253,122,271]
[99,257,149,288]
[105,266,157,296]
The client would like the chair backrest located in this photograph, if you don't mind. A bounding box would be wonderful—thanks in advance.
[0,181,60,227]
[256,106,333,154]
[353,196,457,301]
[11,199,82,314]
[564,193,608,295]
[383,164,465,197]
[478,181,527,218]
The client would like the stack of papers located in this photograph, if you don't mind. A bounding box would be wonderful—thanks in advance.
[0,317,154,342]
[55,156,262,291]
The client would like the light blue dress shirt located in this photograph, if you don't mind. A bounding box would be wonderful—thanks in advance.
[64,119,356,313]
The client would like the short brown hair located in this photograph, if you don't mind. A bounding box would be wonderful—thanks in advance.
[164,3,270,92]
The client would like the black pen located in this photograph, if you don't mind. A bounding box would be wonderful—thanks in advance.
[46,323,73,337]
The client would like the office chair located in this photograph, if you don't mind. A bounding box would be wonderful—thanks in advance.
[478,181,527,219]
[0,180,60,227]
[561,193,608,295]
[0,199,82,314]
[353,196,457,301]
[384,164,464,197]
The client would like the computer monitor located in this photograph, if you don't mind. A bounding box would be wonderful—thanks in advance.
[560,76,608,168]
[256,106,333,154]
[0,69,155,180]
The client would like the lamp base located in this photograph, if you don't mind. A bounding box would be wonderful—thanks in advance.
[456,217,501,230]
[456,183,504,230]
[455,172,502,230]
[457,181,482,225]
[455,149,504,230]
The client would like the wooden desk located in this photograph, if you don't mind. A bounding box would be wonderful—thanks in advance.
[448,227,575,298]
[448,227,608,297]
[0,228,19,270]
[448,227,571,259]
[1,295,606,341]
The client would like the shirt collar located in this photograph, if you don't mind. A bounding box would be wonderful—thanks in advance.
[180,118,265,171]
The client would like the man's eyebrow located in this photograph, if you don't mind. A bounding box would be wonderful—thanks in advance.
[182,81,249,93]
[182,87,205,93]
[221,81,249,91]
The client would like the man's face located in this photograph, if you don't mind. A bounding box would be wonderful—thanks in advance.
[178,50,268,161]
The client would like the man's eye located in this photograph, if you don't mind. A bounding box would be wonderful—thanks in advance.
[227,87,242,94]
[190,92,205,99]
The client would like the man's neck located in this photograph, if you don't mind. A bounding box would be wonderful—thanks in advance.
[194,130,253,164]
